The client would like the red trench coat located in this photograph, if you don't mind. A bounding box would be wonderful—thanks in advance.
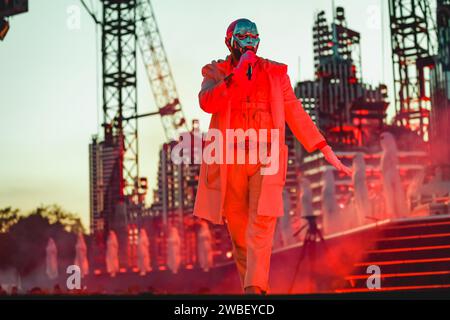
[193,56,326,225]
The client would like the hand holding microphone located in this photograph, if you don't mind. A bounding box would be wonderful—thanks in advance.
[231,50,257,85]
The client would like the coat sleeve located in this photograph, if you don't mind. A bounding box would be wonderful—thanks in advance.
[282,69,326,152]
[198,63,229,114]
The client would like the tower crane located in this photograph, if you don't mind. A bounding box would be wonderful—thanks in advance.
[82,0,188,204]
[82,0,189,265]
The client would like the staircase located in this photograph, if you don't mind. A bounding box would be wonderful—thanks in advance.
[335,215,450,293]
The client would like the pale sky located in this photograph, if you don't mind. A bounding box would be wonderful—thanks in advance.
[0,0,393,229]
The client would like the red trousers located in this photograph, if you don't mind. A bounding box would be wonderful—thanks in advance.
[223,157,277,293]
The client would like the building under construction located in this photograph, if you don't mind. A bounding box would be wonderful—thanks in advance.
[288,7,429,227]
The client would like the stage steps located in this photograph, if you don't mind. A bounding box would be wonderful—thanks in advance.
[335,215,450,293]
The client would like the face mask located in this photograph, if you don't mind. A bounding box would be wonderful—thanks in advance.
[226,19,260,60]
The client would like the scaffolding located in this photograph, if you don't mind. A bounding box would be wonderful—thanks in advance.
[430,0,450,171]
[389,0,437,140]
[298,7,388,147]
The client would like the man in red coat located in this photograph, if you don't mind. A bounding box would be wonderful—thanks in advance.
[193,18,351,294]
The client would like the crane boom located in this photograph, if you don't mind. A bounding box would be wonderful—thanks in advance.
[136,0,188,141]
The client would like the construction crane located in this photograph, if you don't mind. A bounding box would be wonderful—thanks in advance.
[135,0,188,138]
[82,0,189,266]
[82,0,188,198]
[83,1,188,194]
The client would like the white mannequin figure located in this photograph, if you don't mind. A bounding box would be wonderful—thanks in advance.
[74,233,89,277]
[300,177,314,217]
[106,230,119,277]
[380,132,409,218]
[322,168,339,234]
[197,221,213,272]
[274,188,295,247]
[352,152,370,226]
[406,168,425,211]
[137,228,152,276]
[46,238,58,280]
[167,226,181,274]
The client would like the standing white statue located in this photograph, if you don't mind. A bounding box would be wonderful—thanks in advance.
[352,152,370,226]
[295,178,315,239]
[277,188,294,246]
[300,178,314,217]
[167,226,181,274]
[274,188,294,247]
[424,166,450,197]
[106,230,119,277]
[406,168,425,211]
[197,221,213,272]
[46,238,58,280]
[380,132,409,218]
[74,233,89,277]
[322,168,339,234]
[137,228,152,276]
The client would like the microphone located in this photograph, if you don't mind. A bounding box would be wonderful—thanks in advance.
[242,48,254,80]
[247,63,252,80]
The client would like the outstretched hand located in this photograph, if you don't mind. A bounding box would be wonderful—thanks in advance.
[320,145,353,176]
